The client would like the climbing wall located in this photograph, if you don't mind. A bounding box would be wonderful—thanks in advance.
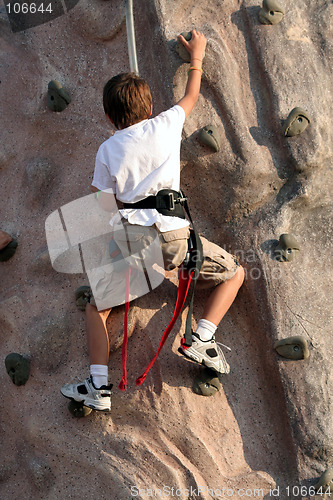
[0,0,332,498]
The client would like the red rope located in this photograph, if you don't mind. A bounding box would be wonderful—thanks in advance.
[136,266,193,386]
[118,267,131,391]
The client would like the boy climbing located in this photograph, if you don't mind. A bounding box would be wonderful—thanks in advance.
[60,30,245,411]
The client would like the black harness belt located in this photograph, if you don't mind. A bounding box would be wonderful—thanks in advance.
[119,189,204,389]
[123,189,187,219]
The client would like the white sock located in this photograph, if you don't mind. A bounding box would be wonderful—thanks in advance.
[195,319,217,341]
[90,364,108,388]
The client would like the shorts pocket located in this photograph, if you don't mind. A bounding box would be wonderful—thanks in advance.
[113,222,156,257]
[159,227,190,270]
[197,237,239,289]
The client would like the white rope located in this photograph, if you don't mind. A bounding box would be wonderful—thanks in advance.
[125,0,139,75]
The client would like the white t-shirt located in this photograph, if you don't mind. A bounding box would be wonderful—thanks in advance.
[92,104,189,232]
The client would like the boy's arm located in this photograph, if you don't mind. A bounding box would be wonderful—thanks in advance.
[176,30,207,119]
[90,184,118,212]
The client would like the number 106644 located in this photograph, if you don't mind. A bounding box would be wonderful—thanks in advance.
[6,3,53,14]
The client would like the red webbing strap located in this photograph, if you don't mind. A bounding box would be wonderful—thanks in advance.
[136,266,193,386]
[118,267,132,391]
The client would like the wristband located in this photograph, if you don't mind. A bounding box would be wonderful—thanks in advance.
[188,66,203,75]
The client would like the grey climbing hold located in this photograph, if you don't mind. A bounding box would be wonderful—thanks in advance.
[283,107,311,137]
[274,233,300,262]
[5,353,30,386]
[176,31,205,62]
[75,285,93,311]
[68,400,93,418]
[176,32,192,62]
[0,239,18,262]
[274,336,310,360]
[314,468,333,495]
[198,125,221,152]
[259,0,285,25]
[47,80,71,112]
[193,368,222,396]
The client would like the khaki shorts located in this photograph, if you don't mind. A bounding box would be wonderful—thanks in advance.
[89,222,240,307]
[159,226,239,289]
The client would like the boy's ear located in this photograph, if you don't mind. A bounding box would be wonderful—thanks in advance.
[149,103,153,117]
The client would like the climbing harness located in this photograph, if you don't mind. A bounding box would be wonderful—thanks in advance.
[123,189,187,219]
[118,189,204,390]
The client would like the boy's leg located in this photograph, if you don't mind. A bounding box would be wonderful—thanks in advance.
[201,266,245,326]
[86,302,112,388]
[180,237,244,373]
[86,303,111,366]
[60,302,112,411]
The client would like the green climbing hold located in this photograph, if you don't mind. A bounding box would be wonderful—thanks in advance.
[259,0,285,25]
[198,125,221,152]
[47,80,71,112]
[193,368,222,396]
[283,107,311,137]
[5,353,30,386]
[0,239,18,262]
[314,468,333,494]
[68,400,93,418]
[176,31,205,62]
[75,285,92,311]
[274,233,300,262]
[274,336,310,360]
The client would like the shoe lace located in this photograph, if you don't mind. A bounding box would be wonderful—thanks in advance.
[215,341,231,371]
[216,341,231,352]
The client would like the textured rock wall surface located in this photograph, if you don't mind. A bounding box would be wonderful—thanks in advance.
[0,0,332,498]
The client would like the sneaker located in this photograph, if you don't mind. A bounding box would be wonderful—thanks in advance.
[60,376,112,411]
[179,332,230,374]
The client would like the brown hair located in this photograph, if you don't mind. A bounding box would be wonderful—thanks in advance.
[103,73,152,129]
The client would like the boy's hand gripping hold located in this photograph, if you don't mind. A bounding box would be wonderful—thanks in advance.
[178,29,206,63]
[177,29,207,118]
